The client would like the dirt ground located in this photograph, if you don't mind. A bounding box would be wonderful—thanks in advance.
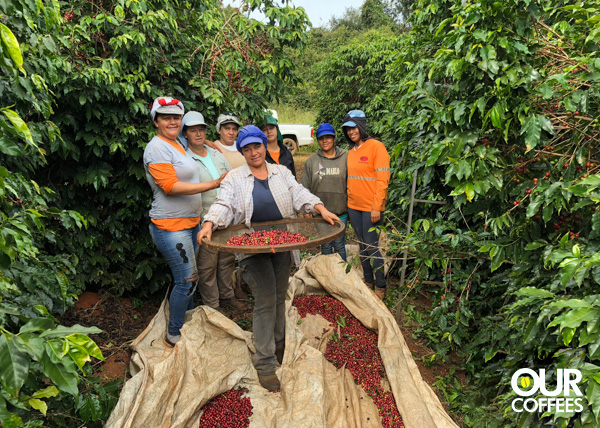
[58,152,464,420]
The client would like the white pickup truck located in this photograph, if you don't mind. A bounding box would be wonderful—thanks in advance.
[269,110,314,155]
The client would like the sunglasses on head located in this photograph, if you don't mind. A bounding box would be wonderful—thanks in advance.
[158,98,181,106]
[222,111,237,117]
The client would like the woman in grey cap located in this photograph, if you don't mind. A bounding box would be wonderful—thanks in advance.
[143,97,227,347]
[197,125,339,392]
[180,111,244,313]
[212,112,246,169]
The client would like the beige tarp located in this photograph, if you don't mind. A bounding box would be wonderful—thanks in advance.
[106,255,458,428]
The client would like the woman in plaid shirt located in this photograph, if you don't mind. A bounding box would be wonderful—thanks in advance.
[197,125,338,391]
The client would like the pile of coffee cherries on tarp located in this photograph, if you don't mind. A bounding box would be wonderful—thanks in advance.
[293,295,403,428]
[226,229,307,246]
[198,388,252,428]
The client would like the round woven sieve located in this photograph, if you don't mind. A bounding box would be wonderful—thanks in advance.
[201,217,345,254]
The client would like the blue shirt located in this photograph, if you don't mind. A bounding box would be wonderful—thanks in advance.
[251,177,283,222]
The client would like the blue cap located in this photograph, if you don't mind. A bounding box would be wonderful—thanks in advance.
[236,125,268,154]
[342,109,366,128]
[316,123,335,138]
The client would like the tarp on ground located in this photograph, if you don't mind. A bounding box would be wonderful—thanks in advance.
[106,255,458,428]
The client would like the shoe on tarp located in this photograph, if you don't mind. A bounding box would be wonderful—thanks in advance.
[258,373,280,391]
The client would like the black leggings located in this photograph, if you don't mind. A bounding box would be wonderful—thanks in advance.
[348,208,386,288]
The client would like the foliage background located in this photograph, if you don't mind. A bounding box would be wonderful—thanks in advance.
[309,0,600,426]
[0,0,310,425]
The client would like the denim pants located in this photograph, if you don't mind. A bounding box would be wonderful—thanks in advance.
[348,208,386,288]
[240,252,291,375]
[321,213,348,261]
[149,222,200,337]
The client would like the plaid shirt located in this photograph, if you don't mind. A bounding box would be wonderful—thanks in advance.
[203,162,322,260]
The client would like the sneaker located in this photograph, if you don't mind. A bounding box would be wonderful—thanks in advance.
[258,373,280,391]
[163,336,176,348]
[374,287,386,300]
[220,297,246,311]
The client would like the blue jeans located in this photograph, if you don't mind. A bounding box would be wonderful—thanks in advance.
[321,213,348,261]
[348,208,386,288]
[149,222,200,337]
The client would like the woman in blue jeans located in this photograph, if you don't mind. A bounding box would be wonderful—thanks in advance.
[143,97,227,347]
[198,125,339,391]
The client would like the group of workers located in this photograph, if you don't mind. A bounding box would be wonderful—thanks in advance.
[143,97,390,391]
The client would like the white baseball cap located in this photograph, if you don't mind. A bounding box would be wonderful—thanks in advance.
[150,97,184,120]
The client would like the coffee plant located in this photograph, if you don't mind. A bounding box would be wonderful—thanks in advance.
[26,0,310,297]
[1,0,311,425]
[0,1,116,426]
[315,0,600,426]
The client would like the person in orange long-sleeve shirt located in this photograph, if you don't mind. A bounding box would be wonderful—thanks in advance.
[342,110,391,300]
[143,97,227,347]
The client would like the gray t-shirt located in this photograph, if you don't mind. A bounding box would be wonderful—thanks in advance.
[143,136,202,220]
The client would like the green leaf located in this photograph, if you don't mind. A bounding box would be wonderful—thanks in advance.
[41,353,78,396]
[0,333,30,396]
[39,324,102,338]
[562,327,575,346]
[560,259,580,286]
[586,378,600,421]
[0,137,23,156]
[526,196,543,217]
[28,398,47,416]
[19,318,54,334]
[548,307,596,330]
[516,287,554,298]
[589,337,600,360]
[0,394,23,427]
[547,299,592,310]
[465,182,475,202]
[0,23,24,73]
[67,334,103,358]
[521,115,541,152]
[12,334,44,361]
[525,240,547,250]
[490,247,505,272]
[1,108,35,148]
[31,386,59,399]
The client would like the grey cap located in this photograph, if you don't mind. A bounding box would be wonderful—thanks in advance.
[182,111,207,128]
[216,113,241,133]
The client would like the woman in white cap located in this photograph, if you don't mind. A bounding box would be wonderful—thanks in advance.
[197,125,339,391]
[180,111,244,313]
[212,112,246,169]
[143,97,227,347]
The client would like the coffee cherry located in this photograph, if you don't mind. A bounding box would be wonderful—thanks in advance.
[227,230,307,246]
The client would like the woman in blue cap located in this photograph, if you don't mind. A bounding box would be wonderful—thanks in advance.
[197,125,339,391]
[301,123,348,260]
[342,110,391,300]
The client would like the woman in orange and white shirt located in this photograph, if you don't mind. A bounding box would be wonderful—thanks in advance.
[342,110,391,300]
[143,97,226,347]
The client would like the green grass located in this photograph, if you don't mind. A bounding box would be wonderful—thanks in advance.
[272,103,316,125]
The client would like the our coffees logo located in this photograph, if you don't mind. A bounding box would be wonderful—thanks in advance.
[511,368,584,413]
